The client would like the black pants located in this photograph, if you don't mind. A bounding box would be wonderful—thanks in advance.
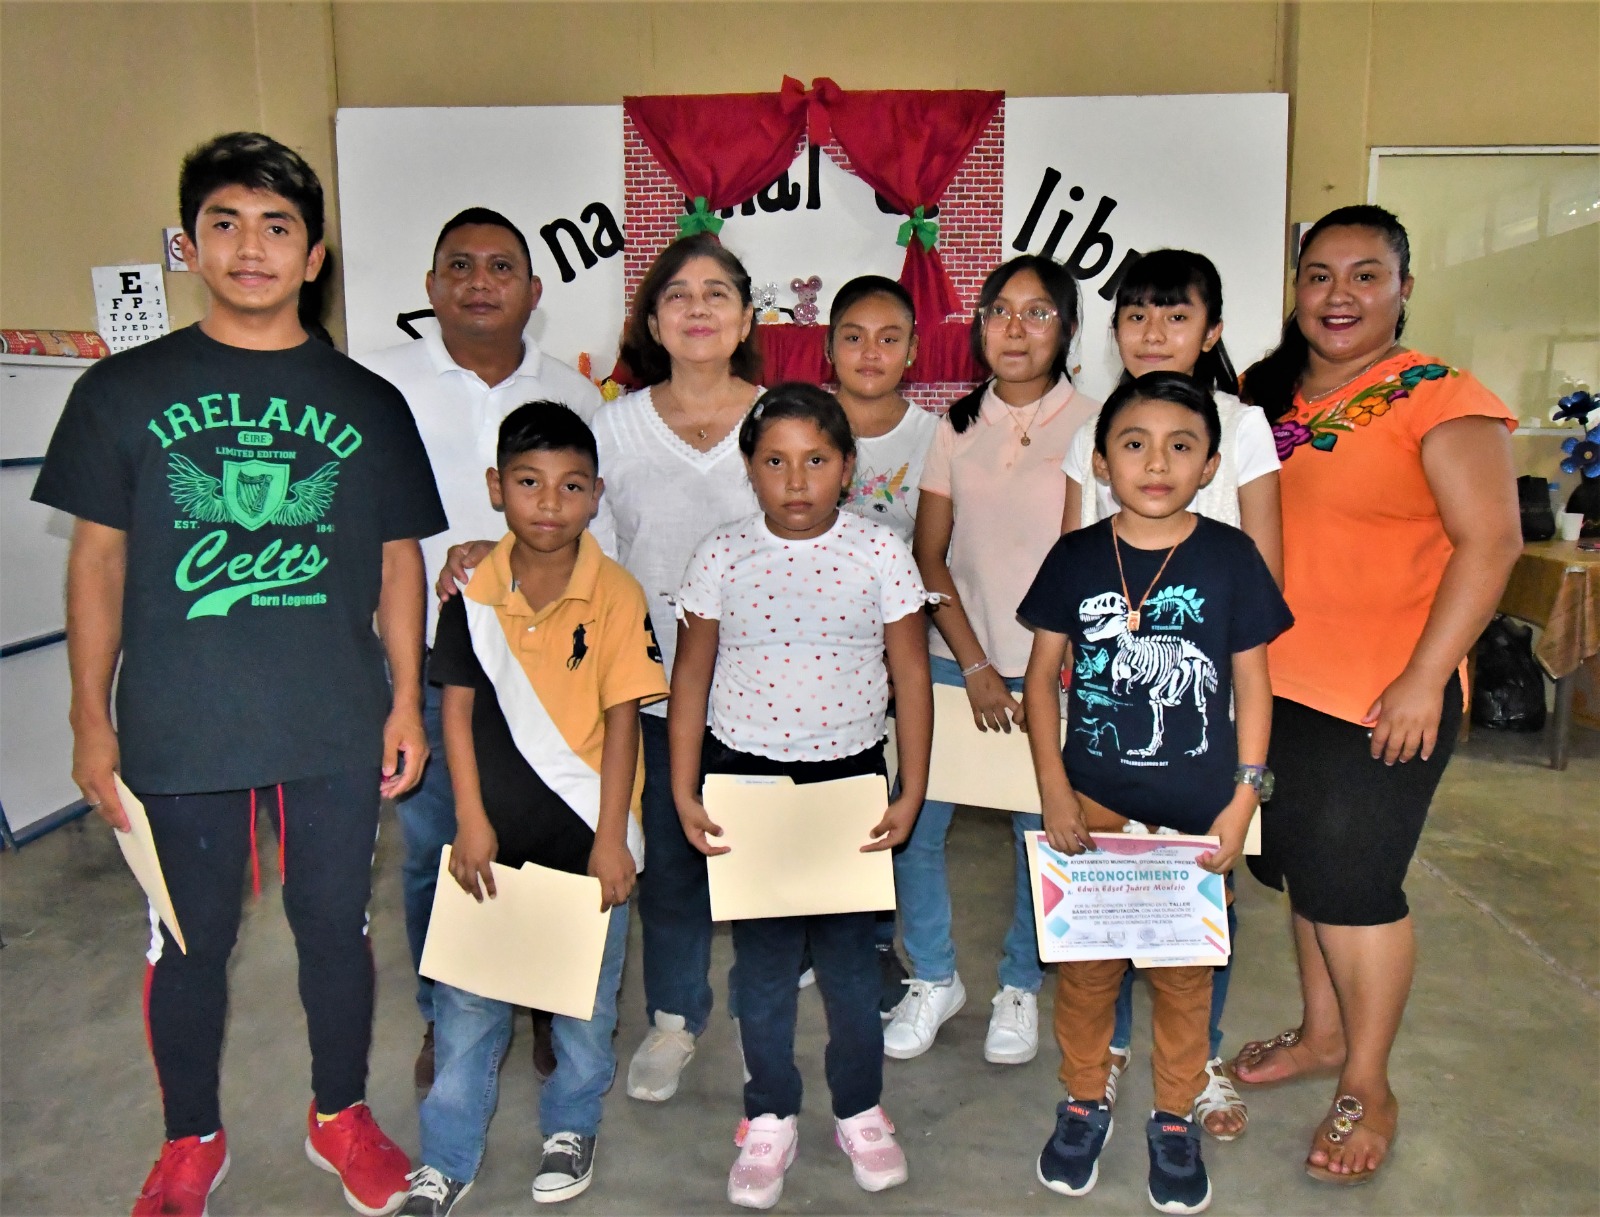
[704,737,887,1120]
[141,768,380,1139]
[1250,674,1462,926]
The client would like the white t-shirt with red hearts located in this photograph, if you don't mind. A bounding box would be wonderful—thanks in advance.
[676,510,927,760]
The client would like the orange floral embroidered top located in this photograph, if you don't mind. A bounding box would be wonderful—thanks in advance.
[1267,350,1515,723]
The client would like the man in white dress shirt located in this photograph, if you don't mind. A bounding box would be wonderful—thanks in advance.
[359,208,601,1087]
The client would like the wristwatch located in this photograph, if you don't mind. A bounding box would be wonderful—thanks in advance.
[1235,764,1274,801]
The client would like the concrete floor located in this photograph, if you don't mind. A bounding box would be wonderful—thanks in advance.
[3,727,1596,1217]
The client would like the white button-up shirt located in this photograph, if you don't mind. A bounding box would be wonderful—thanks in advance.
[359,320,603,642]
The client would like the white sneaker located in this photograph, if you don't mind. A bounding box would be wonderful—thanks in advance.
[834,1106,908,1192]
[882,973,966,1060]
[626,1012,696,1102]
[798,968,816,990]
[728,1115,797,1209]
[983,986,1039,1064]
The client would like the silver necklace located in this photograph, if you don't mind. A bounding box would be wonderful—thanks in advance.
[1302,344,1401,404]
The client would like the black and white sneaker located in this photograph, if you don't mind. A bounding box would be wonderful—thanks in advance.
[398,1165,472,1216]
[532,1131,595,1204]
[1146,1111,1211,1214]
[1036,1099,1113,1196]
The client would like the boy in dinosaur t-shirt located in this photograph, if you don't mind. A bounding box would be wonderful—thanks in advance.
[1016,373,1291,1215]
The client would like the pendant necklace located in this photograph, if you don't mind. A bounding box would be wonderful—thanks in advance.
[662,381,720,442]
[1009,396,1045,447]
[1112,516,1186,633]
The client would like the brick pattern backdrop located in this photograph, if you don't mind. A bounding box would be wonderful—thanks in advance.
[622,101,1006,413]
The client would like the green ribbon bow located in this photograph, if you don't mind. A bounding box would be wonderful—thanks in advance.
[896,206,939,252]
[677,196,725,238]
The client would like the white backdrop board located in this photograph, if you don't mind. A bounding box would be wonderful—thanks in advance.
[337,106,627,365]
[337,94,1288,401]
[1004,95,1289,404]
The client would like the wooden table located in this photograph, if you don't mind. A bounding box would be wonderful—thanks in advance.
[1497,539,1600,769]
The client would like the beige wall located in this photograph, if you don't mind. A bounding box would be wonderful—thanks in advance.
[0,1,338,335]
[3,1,1595,337]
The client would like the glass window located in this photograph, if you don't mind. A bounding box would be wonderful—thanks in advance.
[1371,149,1599,483]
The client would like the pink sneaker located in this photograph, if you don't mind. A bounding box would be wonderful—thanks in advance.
[728,1115,797,1209]
[835,1106,908,1192]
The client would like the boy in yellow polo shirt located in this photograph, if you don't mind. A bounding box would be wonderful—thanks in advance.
[403,404,668,1214]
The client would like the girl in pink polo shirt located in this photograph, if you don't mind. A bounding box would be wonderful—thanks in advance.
[883,255,1099,1066]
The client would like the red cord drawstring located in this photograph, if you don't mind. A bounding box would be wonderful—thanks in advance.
[249,788,261,898]
[276,784,286,884]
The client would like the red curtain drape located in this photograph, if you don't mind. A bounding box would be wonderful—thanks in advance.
[809,79,1002,321]
[623,77,810,211]
[623,78,999,376]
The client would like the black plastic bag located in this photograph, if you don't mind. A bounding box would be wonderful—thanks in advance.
[1517,475,1555,541]
[1471,615,1546,732]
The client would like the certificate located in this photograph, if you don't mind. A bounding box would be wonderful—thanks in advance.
[702,773,895,921]
[1026,832,1231,964]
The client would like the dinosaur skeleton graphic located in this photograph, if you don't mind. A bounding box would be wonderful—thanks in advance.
[1079,589,1218,758]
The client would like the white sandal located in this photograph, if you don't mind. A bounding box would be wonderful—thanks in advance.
[1192,1058,1248,1141]
[1105,1047,1130,1109]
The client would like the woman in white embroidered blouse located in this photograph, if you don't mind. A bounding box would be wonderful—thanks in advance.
[591,234,766,1106]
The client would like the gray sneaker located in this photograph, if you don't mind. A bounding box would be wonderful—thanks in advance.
[398,1165,472,1216]
[626,1012,696,1101]
[532,1132,595,1204]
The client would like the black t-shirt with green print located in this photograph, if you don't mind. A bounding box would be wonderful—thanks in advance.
[33,325,447,795]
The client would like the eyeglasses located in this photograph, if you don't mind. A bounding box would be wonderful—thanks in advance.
[977,303,1059,333]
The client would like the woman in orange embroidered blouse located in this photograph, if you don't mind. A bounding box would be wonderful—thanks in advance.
[1227,206,1520,1185]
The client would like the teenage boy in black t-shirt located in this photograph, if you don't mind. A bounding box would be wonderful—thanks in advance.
[32,132,447,1217]
[1017,373,1292,1216]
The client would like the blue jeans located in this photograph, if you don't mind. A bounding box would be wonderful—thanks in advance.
[1112,887,1237,1059]
[734,911,882,1120]
[419,900,630,1182]
[638,715,733,1032]
[398,680,456,1023]
[895,654,1044,994]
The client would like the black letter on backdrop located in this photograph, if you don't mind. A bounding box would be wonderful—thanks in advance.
[583,203,625,259]
[540,219,597,284]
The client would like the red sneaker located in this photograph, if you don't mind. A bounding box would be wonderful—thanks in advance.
[304,1101,411,1216]
[131,1132,230,1217]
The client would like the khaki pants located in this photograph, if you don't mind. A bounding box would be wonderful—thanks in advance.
[1054,958,1211,1117]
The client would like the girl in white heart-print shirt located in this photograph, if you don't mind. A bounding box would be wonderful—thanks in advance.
[669,383,933,1210]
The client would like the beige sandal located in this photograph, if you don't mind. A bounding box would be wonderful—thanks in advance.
[1305,1094,1393,1186]
[1105,1047,1130,1108]
[1192,1058,1247,1141]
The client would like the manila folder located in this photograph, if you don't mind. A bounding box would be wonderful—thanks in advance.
[926,683,1062,813]
[420,846,611,1020]
[703,774,895,921]
[112,775,186,954]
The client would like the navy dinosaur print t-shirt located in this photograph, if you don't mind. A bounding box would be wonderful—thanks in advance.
[1019,515,1292,833]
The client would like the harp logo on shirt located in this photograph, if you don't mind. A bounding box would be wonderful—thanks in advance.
[169,454,340,531]
[154,390,359,620]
